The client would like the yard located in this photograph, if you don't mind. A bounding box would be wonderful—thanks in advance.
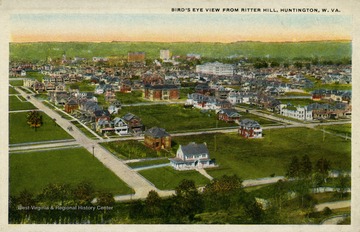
[9,86,19,94]
[317,123,351,137]
[118,104,274,133]
[9,95,37,111]
[100,140,172,160]
[9,147,133,196]
[139,166,210,190]
[9,111,73,144]
[170,127,351,180]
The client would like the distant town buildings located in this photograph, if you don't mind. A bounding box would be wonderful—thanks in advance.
[143,84,180,101]
[128,52,146,63]
[196,62,234,76]
[92,57,108,62]
[160,49,171,60]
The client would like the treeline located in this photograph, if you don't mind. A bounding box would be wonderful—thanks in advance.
[9,164,350,224]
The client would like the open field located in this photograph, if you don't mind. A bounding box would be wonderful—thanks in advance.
[9,80,23,86]
[9,86,19,94]
[276,98,321,106]
[10,41,351,61]
[9,147,133,196]
[9,111,73,144]
[139,166,210,190]
[9,96,37,111]
[317,123,351,137]
[116,90,146,104]
[100,140,171,160]
[171,127,350,179]
[118,104,275,133]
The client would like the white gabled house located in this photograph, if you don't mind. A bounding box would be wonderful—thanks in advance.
[169,142,216,170]
[112,117,129,135]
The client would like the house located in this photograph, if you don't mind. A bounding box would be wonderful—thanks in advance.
[217,109,241,123]
[143,84,180,101]
[112,117,129,135]
[144,127,171,151]
[238,119,262,138]
[64,98,79,113]
[96,117,114,134]
[279,104,313,121]
[122,113,145,135]
[169,142,216,170]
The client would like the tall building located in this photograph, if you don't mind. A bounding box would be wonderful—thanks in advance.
[160,49,171,60]
[196,62,234,76]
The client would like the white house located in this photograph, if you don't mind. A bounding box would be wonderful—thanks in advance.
[169,142,216,170]
[279,104,313,121]
[112,117,129,135]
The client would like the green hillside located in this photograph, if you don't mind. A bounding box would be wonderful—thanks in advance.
[10,40,351,62]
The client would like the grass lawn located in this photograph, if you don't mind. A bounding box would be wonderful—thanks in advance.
[9,112,73,144]
[284,92,311,96]
[171,127,351,180]
[139,166,210,190]
[25,71,45,82]
[9,96,37,111]
[71,121,99,139]
[277,98,321,106]
[116,90,146,104]
[9,80,23,86]
[9,147,133,196]
[9,87,19,94]
[119,104,252,133]
[127,158,170,168]
[100,140,172,160]
[317,124,351,137]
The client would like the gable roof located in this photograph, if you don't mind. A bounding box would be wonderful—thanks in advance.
[180,142,209,156]
[240,119,261,128]
[145,127,170,138]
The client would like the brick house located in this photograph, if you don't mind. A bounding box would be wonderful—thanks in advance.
[143,84,180,101]
[217,109,241,123]
[122,113,145,135]
[144,127,171,151]
[238,119,262,138]
[64,98,79,113]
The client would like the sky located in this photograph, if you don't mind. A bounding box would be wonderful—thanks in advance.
[10,13,352,43]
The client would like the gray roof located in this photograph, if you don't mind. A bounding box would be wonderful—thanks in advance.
[240,119,260,128]
[145,127,170,138]
[180,142,209,156]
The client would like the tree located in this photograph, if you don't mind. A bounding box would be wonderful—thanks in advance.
[286,156,300,179]
[38,183,72,206]
[26,110,43,131]
[174,179,204,221]
[335,173,351,199]
[73,182,95,205]
[300,155,312,178]
[144,190,162,218]
[244,197,265,223]
[203,175,244,211]
[315,157,331,183]
[97,192,115,206]
[272,179,288,212]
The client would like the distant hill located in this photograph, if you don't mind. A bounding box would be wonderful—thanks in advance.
[9,41,351,62]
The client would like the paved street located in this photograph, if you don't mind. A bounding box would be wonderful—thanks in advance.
[13,87,172,199]
[11,86,351,200]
